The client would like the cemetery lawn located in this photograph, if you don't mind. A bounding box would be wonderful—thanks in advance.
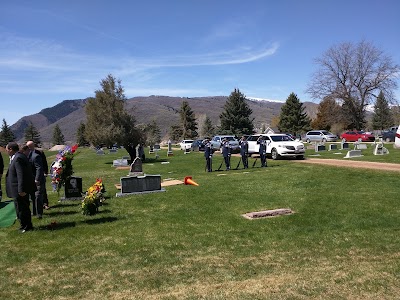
[0,146,399,299]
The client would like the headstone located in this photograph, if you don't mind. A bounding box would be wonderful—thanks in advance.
[129,157,143,176]
[355,143,368,150]
[122,156,130,160]
[329,144,338,151]
[96,149,105,155]
[116,175,165,197]
[373,143,389,155]
[153,144,160,159]
[315,144,326,152]
[341,142,349,150]
[149,145,154,154]
[113,159,128,167]
[344,150,363,158]
[167,140,173,156]
[109,148,118,153]
[64,176,83,199]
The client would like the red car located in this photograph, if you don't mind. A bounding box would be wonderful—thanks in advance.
[340,131,375,142]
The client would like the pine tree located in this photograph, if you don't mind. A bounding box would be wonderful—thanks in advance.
[52,124,65,145]
[85,74,141,149]
[201,115,214,138]
[372,91,393,130]
[169,124,183,142]
[220,88,254,135]
[144,120,161,146]
[311,96,341,130]
[278,93,311,135]
[76,122,88,146]
[0,119,16,146]
[180,101,198,139]
[24,122,41,146]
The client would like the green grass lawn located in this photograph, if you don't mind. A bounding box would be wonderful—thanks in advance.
[0,145,399,299]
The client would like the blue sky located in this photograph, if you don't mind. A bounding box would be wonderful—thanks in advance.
[1,0,399,125]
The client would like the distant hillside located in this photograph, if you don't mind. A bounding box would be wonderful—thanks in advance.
[10,96,318,146]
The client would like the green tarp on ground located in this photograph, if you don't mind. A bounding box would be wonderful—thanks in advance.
[0,200,16,228]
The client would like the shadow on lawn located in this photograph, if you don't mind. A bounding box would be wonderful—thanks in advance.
[81,216,118,225]
[37,221,77,231]
[45,210,79,217]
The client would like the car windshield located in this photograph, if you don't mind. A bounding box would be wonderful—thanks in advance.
[270,135,293,142]
[357,131,365,134]
[321,131,333,135]
[184,140,193,143]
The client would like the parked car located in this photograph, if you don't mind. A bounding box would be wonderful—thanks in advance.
[247,134,305,160]
[305,130,338,143]
[210,135,240,152]
[179,139,194,150]
[191,139,205,151]
[381,127,398,142]
[340,131,375,142]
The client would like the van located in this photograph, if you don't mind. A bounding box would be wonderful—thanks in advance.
[305,130,338,143]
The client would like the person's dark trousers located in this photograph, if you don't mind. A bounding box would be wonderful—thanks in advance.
[241,155,248,168]
[31,183,44,217]
[206,157,212,172]
[15,194,33,229]
[260,154,267,167]
[224,156,230,170]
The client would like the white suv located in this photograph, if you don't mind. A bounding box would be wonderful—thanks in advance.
[247,134,305,160]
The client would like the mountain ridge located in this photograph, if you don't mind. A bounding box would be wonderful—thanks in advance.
[10,96,318,146]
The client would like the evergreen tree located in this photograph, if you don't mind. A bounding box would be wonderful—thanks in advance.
[144,119,161,146]
[0,119,16,146]
[169,124,183,142]
[278,93,311,135]
[85,74,141,153]
[76,122,89,146]
[219,88,254,135]
[24,122,41,146]
[311,96,342,130]
[201,115,215,138]
[52,124,65,145]
[180,101,198,139]
[372,91,393,130]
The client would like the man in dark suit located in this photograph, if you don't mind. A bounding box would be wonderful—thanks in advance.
[204,139,213,172]
[0,151,4,201]
[221,138,231,171]
[239,136,249,169]
[258,137,267,167]
[27,141,49,212]
[5,142,34,232]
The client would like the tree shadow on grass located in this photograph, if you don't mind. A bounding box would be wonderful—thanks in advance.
[50,203,80,209]
[45,210,79,217]
[81,216,118,225]
[37,221,76,231]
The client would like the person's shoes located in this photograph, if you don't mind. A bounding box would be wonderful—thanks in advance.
[20,226,33,233]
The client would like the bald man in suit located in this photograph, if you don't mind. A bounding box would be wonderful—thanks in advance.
[5,142,34,232]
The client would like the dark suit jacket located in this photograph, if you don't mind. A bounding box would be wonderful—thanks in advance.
[0,152,4,176]
[36,150,49,174]
[29,150,45,183]
[6,152,35,199]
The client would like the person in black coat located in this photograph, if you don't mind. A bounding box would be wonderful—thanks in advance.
[258,137,267,167]
[0,151,4,201]
[239,136,249,169]
[5,142,34,232]
[204,139,213,172]
[221,138,231,170]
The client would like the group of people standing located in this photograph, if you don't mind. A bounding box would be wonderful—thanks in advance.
[0,141,49,233]
[203,136,268,172]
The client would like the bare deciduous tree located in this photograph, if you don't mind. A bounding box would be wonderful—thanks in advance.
[307,40,399,130]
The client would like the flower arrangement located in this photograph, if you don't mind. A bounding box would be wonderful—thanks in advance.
[50,144,78,193]
[81,178,106,215]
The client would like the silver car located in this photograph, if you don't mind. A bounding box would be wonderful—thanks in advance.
[305,130,338,143]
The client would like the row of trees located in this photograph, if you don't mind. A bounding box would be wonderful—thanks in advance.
[1,40,398,148]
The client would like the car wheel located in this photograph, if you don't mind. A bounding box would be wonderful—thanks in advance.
[306,138,311,143]
[271,148,280,160]
[296,155,304,160]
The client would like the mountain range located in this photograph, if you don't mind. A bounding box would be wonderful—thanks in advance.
[10,96,319,146]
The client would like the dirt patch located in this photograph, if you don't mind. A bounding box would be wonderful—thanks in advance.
[295,158,400,172]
